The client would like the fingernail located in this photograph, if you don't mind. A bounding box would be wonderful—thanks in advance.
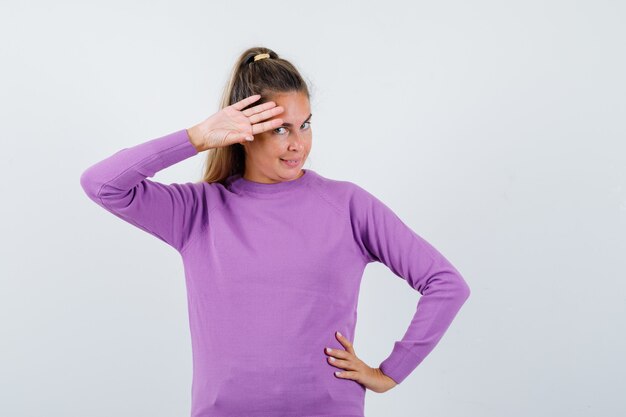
[326,347,332,353]
[245,136,253,141]
[337,331,342,337]
[335,371,341,376]
[329,357,335,362]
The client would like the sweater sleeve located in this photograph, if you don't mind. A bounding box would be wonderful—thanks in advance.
[79,129,203,253]
[349,184,471,385]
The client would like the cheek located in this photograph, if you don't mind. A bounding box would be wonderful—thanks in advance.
[248,141,277,161]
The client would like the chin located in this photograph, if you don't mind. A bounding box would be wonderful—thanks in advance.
[280,169,304,181]
[278,158,304,171]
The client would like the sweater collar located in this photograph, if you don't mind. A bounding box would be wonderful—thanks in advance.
[226,169,316,196]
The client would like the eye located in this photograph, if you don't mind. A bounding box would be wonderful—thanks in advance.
[273,121,312,135]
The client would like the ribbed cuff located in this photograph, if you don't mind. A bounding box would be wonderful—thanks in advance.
[150,129,199,167]
[378,343,422,385]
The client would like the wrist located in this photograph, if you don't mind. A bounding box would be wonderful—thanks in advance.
[186,126,205,152]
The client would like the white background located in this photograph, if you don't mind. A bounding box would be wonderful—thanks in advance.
[1,1,624,416]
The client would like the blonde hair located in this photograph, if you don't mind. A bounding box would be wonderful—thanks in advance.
[199,46,311,184]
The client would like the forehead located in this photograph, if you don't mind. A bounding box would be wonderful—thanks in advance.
[267,91,310,117]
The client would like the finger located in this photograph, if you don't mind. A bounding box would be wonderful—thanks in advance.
[251,118,284,136]
[248,106,284,125]
[334,370,358,380]
[336,331,356,355]
[230,94,261,111]
[327,356,352,369]
[325,347,348,360]
[241,101,280,118]
[227,130,253,143]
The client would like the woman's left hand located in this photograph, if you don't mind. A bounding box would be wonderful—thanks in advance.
[325,331,398,393]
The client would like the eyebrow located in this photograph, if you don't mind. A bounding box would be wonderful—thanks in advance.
[280,113,312,127]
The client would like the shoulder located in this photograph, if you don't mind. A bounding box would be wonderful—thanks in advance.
[307,170,380,212]
[178,179,232,214]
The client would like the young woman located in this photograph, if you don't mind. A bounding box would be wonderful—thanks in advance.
[80,46,471,417]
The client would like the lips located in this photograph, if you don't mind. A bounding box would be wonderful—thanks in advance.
[280,158,301,168]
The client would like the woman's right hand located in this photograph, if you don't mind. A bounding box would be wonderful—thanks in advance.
[186,94,284,152]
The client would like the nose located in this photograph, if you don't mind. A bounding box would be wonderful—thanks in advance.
[287,131,306,151]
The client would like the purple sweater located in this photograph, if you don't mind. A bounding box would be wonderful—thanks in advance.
[80,129,470,417]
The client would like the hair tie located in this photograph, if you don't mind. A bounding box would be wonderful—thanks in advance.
[253,53,270,62]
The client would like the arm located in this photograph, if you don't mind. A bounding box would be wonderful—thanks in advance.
[350,184,471,385]
[79,129,204,253]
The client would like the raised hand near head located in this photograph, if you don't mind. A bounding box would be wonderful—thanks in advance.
[186,94,284,152]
